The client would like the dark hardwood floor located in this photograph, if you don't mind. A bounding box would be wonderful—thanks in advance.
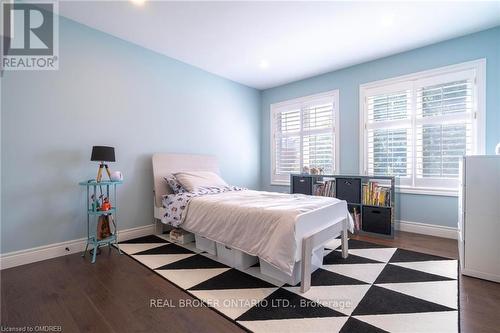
[2,231,499,333]
[1,246,244,333]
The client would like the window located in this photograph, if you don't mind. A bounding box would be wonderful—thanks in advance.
[271,90,339,185]
[360,60,485,195]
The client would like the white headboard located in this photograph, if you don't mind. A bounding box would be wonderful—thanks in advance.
[152,153,220,207]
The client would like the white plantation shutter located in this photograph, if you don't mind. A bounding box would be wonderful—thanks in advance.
[417,124,469,177]
[303,102,335,174]
[275,109,301,175]
[368,128,411,176]
[303,133,334,174]
[365,87,412,186]
[415,76,475,188]
[361,62,483,192]
[271,91,338,184]
[303,102,334,130]
[368,90,409,122]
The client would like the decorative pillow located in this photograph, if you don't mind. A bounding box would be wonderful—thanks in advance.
[164,174,186,194]
[174,171,228,192]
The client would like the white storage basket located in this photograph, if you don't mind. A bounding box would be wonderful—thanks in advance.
[260,247,324,285]
[195,235,217,255]
[216,243,258,269]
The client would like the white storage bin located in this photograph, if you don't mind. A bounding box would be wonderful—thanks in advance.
[195,235,217,255]
[216,243,258,269]
[260,247,324,285]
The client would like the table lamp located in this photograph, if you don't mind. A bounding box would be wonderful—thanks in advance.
[91,146,115,182]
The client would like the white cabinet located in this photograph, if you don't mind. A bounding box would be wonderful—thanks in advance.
[459,156,500,283]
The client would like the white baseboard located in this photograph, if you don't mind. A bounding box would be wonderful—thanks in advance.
[0,224,155,270]
[395,220,458,239]
[461,268,500,283]
[1,220,456,269]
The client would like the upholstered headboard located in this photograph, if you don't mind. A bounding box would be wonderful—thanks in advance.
[152,153,220,207]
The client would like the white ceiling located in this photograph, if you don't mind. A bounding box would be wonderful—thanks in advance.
[59,1,500,90]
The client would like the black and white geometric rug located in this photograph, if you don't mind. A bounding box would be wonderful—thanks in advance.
[118,234,459,333]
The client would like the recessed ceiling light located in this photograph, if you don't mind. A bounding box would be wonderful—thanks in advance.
[259,60,269,69]
[130,0,146,6]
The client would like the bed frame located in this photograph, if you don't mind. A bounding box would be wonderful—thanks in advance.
[152,153,348,292]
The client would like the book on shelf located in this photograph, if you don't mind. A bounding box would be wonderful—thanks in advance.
[313,179,336,197]
[351,207,361,232]
[362,181,391,207]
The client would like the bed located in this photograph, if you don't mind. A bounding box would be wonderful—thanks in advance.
[152,153,351,292]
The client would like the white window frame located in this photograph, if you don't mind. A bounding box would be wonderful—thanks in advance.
[359,59,486,196]
[271,90,340,185]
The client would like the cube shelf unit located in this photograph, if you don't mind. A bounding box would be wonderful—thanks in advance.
[290,174,396,238]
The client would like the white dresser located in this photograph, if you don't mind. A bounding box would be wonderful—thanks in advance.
[458,155,500,282]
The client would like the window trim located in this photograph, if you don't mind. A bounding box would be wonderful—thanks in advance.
[270,90,340,186]
[359,59,486,196]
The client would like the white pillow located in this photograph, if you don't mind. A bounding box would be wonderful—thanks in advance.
[174,171,227,192]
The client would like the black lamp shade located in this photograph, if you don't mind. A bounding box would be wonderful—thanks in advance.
[91,146,115,162]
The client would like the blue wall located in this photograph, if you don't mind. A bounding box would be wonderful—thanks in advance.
[1,16,498,254]
[0,17,261,253]
[261,27,500,227]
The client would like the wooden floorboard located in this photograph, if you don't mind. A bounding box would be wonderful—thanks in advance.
[2,231,499,332]
[1,248,246,333]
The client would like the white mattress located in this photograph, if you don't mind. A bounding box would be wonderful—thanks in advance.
[180,190,353,276]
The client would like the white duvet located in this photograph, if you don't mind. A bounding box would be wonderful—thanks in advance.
[181,190,353,276]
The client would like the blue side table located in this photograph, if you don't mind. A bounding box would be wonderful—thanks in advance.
[79,180,123,263]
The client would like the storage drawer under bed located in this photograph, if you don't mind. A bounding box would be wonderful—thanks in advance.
[216,243,258,269]
[195,235,217,255]
[259,247,324,286]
